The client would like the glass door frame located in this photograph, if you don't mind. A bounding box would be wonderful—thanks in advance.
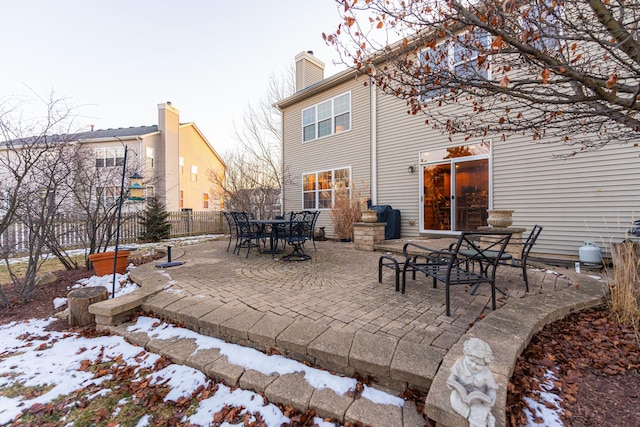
[419,145,492,234]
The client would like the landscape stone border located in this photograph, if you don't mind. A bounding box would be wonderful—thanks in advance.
[424,270,607,426]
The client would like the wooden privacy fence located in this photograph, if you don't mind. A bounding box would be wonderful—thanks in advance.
[0,210,225,255]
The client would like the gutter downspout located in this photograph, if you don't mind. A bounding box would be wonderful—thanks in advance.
[279,108,285,215]
[370,72,378,205]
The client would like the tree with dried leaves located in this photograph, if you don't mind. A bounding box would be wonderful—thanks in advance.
[326,0,640,155]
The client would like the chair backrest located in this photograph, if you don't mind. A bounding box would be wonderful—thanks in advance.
[231,211,254,238]
[284,211,307,239]
[453,231,512,268]
[223,211,236,235]
[522,225,543,259]
[302,211,320,238]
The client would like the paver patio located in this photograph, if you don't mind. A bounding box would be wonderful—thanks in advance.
[97,237,605,426]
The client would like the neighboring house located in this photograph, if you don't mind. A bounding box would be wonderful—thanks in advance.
[77,102,226,212]
[275,51,640,259]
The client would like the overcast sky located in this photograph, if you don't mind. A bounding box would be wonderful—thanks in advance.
[1,0,345,155]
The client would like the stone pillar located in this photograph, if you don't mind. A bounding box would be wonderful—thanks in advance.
[478,226,526,256]
[353,222,386,251]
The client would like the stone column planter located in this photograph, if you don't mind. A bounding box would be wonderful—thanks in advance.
[486,210,514,228]
[361,210,378,223]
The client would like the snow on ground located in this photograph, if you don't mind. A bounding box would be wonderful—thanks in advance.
[2,234,224,266]
[0,256,403,426]
[523,370,564,427]
[0,316,344,426]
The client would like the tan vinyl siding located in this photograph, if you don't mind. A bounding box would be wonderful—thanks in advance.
[375,89,473,236]
[493,136,640,258]
[280,57,640,260]
[282,77,371,236]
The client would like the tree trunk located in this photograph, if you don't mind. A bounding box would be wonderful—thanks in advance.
[68,286,109,327]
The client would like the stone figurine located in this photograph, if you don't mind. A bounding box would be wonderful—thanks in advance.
[447,338,498,427]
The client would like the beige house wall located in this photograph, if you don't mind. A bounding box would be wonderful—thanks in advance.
[178,123,225,211]
[281,75,372,236]
[280,57,640,259]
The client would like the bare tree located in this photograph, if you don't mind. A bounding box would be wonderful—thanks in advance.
[326,0,640,155]
[218,67,295,217]
[0,94,78,304]
[66,145,140,267]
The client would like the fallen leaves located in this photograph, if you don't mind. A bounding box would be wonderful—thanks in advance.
[507,306,640,426]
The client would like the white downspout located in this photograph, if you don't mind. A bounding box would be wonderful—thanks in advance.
[370,72,378,205]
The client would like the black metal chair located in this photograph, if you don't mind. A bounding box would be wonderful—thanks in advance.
[222,211,237,252]
[280,212,310,261]
[503,224,543,292]
[231,211,261,258]
[302,211,320,251]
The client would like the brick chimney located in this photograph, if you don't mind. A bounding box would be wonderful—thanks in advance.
[295,51,325,92]
[157,102,180,211]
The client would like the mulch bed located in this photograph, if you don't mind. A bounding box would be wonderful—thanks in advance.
[506,306,640,426]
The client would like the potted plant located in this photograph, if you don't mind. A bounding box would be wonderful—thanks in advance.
[88,250,131,276]
[330,181,362,241]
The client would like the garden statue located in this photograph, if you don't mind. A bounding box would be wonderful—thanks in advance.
[447,338,498,427]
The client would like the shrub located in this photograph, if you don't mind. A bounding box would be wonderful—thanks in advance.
[138,198,171,242]
[609,241,640,327]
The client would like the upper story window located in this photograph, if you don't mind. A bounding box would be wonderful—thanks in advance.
[95,147,125,168]
[420,29,490,100]
[146,147,155,168]
[191,165,198,182]
[179,157,184,174]
[302,167,350,210]
[302,92,351,142]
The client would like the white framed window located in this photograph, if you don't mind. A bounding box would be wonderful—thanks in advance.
[179,157,184,174]
[203,193,209,209]
[95,147,125,168]
[146,186,155,200]
[146,147,155,168]
[302,92,351,142]
[302,167,350,210]
[191,165,198,182]
[419,29,490,100]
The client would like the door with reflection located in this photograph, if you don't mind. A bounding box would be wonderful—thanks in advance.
[423,164,452,231]
[453,159,489,231]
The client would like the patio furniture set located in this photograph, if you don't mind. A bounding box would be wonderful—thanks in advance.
[378,225,543,316]
[223,211,320,261]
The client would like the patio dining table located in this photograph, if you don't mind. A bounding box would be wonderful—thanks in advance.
[249,218,288,256]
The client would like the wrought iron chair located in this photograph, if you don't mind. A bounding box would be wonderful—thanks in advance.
[231,211,261,258]
[503,224,543,292]
[302,210,320,251]
[222,211,237,252]
[280,211,310,261]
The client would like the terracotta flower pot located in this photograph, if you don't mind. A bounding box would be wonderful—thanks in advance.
[88,250,130,276]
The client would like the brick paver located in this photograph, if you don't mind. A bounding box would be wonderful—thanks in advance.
[119,237,591,426]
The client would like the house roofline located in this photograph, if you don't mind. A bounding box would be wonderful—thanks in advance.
[179,122,227,168]
[274,67,362,109]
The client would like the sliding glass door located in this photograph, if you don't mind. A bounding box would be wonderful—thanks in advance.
[421,143,490,232]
